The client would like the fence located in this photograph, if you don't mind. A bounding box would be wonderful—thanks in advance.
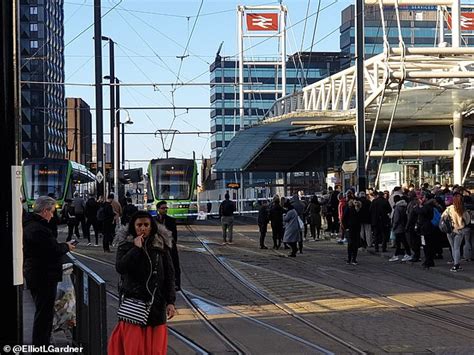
[68,253,108,355]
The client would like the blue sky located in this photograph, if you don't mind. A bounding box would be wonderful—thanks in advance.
[63,0,352,172]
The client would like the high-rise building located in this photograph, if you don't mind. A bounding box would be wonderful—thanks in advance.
[340,4,474,68]
[66,98,92,166]
[19,0,66,159]
[209,52,344,188]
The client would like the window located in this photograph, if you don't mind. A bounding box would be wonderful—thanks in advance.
[30,6,38,15]
[30,40,39,49]
[30,23,38,32]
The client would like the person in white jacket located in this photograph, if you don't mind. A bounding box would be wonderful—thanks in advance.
[442,193,471,272]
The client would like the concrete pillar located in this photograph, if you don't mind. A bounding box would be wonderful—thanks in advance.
[453,111,463,185]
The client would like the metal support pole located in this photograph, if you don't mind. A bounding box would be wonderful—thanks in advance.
[355,0,367,193]
[435,160,440,182]
[451,0,461,47]
[453,111,463,185]
[108,40,115,190]
[238,7,244,131]
[0,0,23,347]
[280,8,287,98]
[94,0,105,197]
[438,6,445,45]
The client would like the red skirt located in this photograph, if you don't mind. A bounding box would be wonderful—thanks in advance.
[108,321,168,355]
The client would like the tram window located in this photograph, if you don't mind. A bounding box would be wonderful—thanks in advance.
[23,163,67,200]
[152,163,193,200]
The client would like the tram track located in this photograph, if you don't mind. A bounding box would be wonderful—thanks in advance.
[185,225,367,354]
[74,248,339,354]
[72,251,243,354]
[205,226,474,335]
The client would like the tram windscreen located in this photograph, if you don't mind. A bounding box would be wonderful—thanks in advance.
[152,163,193,200]
[23,162,68,200]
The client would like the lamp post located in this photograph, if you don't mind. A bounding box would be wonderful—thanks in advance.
[112,108,133,197]
[101,36,116,191]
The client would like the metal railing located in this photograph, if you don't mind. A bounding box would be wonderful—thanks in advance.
[68,254,107,355]
[263,91,304,119]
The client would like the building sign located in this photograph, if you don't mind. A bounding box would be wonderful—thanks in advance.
[447,13,474,31]
[246,13,278,31]
[226,182,240,189]
[397,159,423,165]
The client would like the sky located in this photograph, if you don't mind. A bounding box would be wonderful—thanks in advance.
[63,0,353,174]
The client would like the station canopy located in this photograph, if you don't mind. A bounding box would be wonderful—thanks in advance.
[214,85,474,173]
[213,115,336,173]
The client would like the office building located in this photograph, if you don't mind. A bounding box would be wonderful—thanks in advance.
[66,98,92,166]
[20,0,66,158]
[340,4,474,68]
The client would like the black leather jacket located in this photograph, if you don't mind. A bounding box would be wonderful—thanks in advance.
[116,227,176,326]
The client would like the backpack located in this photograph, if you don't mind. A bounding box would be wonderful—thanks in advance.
[439,213,453,234]
[431,208,441,227]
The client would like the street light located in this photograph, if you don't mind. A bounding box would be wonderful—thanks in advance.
[102,35,116,192]
[111,108,133,195]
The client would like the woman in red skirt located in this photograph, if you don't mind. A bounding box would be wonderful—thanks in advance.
[109,211,177,355]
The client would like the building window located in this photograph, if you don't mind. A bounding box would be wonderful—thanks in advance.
[30,6,38,15]
[30,40,39,49]
[30,23,38,32]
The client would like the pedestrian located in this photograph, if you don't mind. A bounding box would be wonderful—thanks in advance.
[155,200,181,290]
[305,195,322,240]
[219,192,236,244]
[290,194,305,253]
[389,195,412,262]
[63,198,80,242]
[72,192,86,238]
[283,200,300,257]
[108,211,176,355]
[357,192,372,249]
[269,196,284,249]
[110,193,123,237]
[23,196,76,346]
[442,192,471,272]
[342,199,362,265]
[414,192,440,269]
[99,194,116,252]
[122,198,139,226]
[206,199,212,215]
[257,200,270,249]
[370,191,392,252]
[85,196,100,246]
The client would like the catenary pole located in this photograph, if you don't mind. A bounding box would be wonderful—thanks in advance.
[355,0,367,192]
[94,0,105,196]
[0,0,23,347]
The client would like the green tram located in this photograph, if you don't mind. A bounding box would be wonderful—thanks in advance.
[147,158,198,222]
[22,158,96,212]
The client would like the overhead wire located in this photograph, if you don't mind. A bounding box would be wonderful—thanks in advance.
[115,8,180,80]
[304,0,322,80]
[166,0,206,150]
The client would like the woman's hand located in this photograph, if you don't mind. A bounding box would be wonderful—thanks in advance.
[166,304,176,320]
[133,235,144,248]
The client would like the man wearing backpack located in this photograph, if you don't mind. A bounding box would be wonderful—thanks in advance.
[219,192,236,245]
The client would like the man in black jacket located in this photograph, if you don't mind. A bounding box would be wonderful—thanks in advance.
[257,200,270,249]
[155,200,181,290]
[23,196,75,346]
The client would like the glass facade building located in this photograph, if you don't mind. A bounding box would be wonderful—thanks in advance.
[20,0,66,159]
[209,52,344,185]
[340,4,474,68]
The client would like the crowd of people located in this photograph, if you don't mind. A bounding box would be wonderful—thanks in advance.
[255,183,473,269]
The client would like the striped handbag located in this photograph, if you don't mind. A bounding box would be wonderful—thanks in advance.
[117,296,152,326]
